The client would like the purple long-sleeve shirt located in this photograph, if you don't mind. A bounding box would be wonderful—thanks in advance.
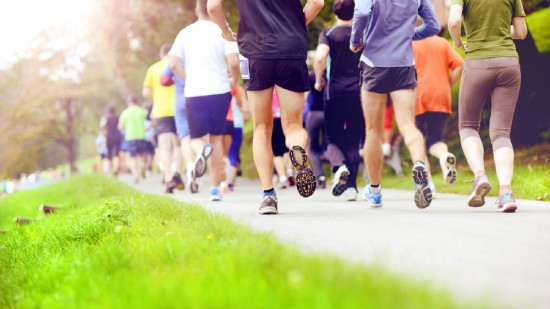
[351,0,440,68]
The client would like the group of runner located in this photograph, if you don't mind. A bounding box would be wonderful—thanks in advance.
[118,0,527,215]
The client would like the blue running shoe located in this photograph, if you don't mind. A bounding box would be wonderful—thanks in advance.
[362,185,382,208]
[412,161,432,209]
[209,187,222,202]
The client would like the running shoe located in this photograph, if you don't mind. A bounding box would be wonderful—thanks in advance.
[193,143,214,178]
[259,195,278,215]
[187,168,199,194]
[440,153,457,185]
[343,187,358,201]
[173,172,185,191]
[496,190,518,213]
[289,145,317,198]
[209,187,222,202]
[331,165,350,196]
[165,179,177,194]
[467,174,491,207]
[278,176,289,189]
[412,162,433,209]
[362,184,382,208]
[318,175,327,189]
[220,181,229,193]
[429,182,437,200]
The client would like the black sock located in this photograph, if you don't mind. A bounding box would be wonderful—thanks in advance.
[371,184,380,188]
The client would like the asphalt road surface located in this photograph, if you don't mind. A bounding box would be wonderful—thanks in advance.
[124,174,550,309]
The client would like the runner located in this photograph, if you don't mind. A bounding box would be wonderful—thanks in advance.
[227,84,249,190]
[168,0,241,201]
[306,51,327,189]
[413,29,464,197]
[314,0,365,201]
[99,105,122,175]
[449,0,527,212]
[160,61,196,192]
[271,91,291,189]
[118,96,149,183]
[351,0,440,208]
[209,0,324,214]
[95,129,109,174]
[143,44,184,193]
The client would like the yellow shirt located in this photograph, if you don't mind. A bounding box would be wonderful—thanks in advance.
[143,59,175,118]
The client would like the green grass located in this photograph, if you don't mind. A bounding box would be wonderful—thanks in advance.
[370,143,550,201]
[0,175,481,308]
[527,8,550,53]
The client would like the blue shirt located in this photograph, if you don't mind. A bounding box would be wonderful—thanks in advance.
[161,61,185,110]
[351,0,440,68]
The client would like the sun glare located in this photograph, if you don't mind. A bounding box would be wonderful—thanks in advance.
[0,0,93,67]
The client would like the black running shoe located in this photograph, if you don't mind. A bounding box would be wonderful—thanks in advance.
[165,180,177,194]
[289,146,316,198]
[173,172,185,191]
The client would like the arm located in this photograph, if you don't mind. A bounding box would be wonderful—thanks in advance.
[313,44,329,91]
[143,67,152,99]
[414,0,440,40]
[168,55,186,81]
[303,0,324,26]
[511,17,527,40]
[350,0,372,52]
[448,4,464,51]
[226,53,241,89]
[208,0,237,41]
[449,65,463,86]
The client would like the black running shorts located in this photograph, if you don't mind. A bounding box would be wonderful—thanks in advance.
[153,116,177,135]
[243,59,310,92]
[360,63,417,94]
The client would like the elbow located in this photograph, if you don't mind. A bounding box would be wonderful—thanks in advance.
[207,0,221,16]
[313,0,324,10]
[447,18,461,32]
[517,28,528,40]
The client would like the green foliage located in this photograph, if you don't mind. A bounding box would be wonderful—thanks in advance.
[527,7,550,53]
[0,175,477,308]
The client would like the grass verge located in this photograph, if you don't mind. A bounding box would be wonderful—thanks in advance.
[371,143,550,201]
[0,175,479,308]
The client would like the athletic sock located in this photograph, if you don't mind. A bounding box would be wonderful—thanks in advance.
[263,188,276,198]
[370,184,381,194]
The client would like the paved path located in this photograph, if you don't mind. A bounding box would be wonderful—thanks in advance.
[124,175,550,309]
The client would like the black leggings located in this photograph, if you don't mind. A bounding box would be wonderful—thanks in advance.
[306,110,327,177]
[415,112,449,149]
[324,95,365,188]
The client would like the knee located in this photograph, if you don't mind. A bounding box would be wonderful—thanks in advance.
[459,128,480,143]
[491,136,513,152]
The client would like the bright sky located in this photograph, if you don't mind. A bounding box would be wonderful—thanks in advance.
[0,0,93,68]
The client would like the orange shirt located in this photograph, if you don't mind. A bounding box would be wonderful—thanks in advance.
[413,36,464,116]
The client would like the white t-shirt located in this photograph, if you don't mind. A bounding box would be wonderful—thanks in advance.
[169,20,239,98]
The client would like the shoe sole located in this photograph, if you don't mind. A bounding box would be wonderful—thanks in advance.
[332,170,350,197]
[210,197,222,202]
[175,181,185,191]
[412,165,432,209]
[194,144,214,178]
[289,146,317,198]
[497,202,517,213]
[467,181,491,207]
[442,154,457,186]
[259,206,278,215]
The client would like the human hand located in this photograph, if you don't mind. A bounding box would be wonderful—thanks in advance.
[314,79,326,91]
[349,42,363,53]
[222,27,237,42]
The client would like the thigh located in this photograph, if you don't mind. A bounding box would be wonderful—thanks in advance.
[390,88,417,132]
[247,88,274,130]
[490,59,521,133]
[425,112,449,145]
[458,60,495,129]
[363,91,389,132]
[276,85,306,132]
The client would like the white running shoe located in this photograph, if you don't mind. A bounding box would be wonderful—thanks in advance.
[343,187,358,201]
[429,182,437,199]
[331,165,350,196]
[440,153,457,185]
